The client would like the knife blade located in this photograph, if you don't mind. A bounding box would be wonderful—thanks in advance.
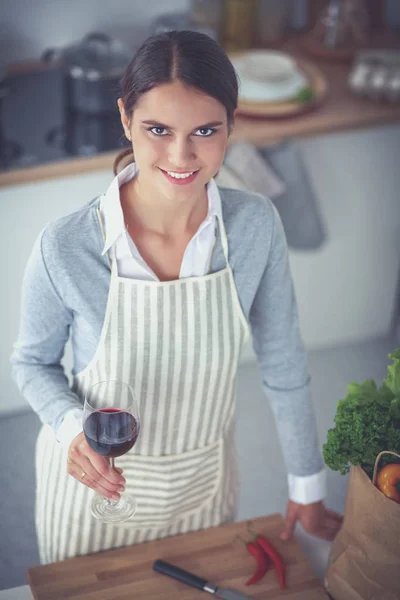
[153,559,254,600]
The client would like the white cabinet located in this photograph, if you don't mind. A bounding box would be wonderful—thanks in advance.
[242,124,400,361]
[293,125,400,349]
[1,169,112,414]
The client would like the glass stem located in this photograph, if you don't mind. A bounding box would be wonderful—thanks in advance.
[106,457,119,506]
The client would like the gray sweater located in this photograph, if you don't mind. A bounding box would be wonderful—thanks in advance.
[11,187,324,479]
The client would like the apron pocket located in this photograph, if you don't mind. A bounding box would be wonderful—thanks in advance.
[116,439,223,528]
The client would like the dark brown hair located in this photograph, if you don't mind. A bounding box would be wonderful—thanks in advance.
[113,29,238,174]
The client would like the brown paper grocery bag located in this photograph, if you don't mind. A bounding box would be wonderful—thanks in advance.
[325,454,400,600]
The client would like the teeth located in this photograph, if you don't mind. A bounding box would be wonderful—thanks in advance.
[167,171,194,179]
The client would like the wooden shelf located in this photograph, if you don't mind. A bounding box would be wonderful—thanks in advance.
[2,31,400,188]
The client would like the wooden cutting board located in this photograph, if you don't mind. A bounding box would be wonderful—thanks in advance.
[27,514,330,599]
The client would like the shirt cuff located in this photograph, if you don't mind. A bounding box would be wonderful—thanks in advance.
[56,407,84,449]
[287,467,327,505]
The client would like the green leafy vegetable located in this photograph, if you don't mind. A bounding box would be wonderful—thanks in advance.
[323,350,400,479]
[384,348,400,396]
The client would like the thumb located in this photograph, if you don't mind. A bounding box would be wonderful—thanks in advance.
[280,505,297,541]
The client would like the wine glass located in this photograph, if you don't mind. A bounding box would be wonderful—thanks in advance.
[83,380,140,524]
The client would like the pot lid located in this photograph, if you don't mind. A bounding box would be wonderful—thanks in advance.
[62,32,132,79]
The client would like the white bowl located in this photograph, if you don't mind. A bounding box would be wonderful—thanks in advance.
[243,51,297,81]
[232,50,308,103]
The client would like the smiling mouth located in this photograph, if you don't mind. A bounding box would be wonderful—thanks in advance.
[158,168,200,185]
[160,168,199,180]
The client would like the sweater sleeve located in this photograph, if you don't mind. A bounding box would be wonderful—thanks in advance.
[10,228,83,434]
[249,203,324,479]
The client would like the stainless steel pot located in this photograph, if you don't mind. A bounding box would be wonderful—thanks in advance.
[42,32,132,115]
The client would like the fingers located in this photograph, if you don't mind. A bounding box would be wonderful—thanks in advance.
[280,502,299,541]
[87,452,125,487]
[75,434,124,486]
[67,461,121,500]
[303,523,337,541]
[67,455,125,499]
[325,508,344,523]
[67,432,126,499]
[81,454,125,492]
[318,520,342,541]
[314,527,337,541]
[305,511,343,541]
[325,512,343,537]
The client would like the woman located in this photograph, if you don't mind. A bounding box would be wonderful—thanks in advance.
[11,30,342,564]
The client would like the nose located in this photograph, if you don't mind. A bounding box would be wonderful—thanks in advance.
[168,136,196,168]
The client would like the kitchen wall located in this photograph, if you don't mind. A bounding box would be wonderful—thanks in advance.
[1,0,189,63]
[2,0,189,64]
[2,0,400,64]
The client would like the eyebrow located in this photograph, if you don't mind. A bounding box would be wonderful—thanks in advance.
[141,120,224,129]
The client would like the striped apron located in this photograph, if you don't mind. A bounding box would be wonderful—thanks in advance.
[35,208,249,564]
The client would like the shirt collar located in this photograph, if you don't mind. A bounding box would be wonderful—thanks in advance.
[101,162,138,255]
[100,163,223,255]
[205,177,223,226]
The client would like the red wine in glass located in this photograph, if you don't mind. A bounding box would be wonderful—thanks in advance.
[84,408,139,458]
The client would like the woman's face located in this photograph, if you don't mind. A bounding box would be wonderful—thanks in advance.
[118,80,231,201]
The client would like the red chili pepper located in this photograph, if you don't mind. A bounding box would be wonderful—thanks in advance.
[247,523,286,590]
[235,535,269,585]
[245,541,269,585]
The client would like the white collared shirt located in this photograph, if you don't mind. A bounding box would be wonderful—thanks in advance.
[100,163,222,280]
[58,162,326,505]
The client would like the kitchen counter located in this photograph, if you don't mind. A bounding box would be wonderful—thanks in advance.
[1,31,399,189]
[0,525,333,599]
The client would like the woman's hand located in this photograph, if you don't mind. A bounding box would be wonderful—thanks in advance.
[67,432,126,500]
[280,500,343,542]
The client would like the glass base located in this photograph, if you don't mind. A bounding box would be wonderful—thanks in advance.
[91,492,137,524]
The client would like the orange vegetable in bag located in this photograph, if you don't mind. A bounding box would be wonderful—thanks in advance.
[376,463,400,503]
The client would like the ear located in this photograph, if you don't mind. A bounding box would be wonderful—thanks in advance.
[118,98,131,141]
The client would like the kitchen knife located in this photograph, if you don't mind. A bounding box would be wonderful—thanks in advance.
[153,559,254,600]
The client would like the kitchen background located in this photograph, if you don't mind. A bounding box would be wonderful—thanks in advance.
[1,0,400,593]
[1,0,400,62]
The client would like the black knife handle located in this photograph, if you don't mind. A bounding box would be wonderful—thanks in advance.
[153,559,209,591]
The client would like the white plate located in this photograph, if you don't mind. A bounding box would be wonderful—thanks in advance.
[232,50,308,103]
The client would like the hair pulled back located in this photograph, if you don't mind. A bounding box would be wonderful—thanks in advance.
[113,30,238,174]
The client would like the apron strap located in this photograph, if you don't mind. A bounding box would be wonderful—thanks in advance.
[96,207,112,271]
[216,214,230,266]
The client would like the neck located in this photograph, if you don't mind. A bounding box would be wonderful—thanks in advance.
[123,174,209,237]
